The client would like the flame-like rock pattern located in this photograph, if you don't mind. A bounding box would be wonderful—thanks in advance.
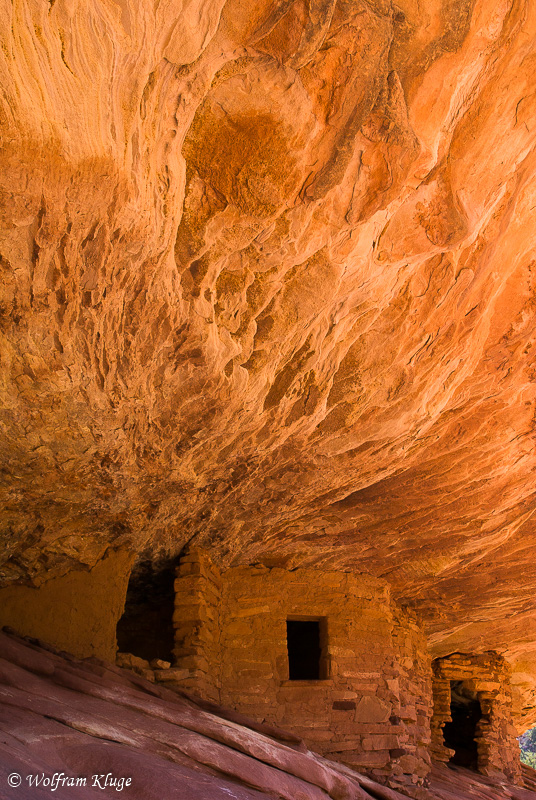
[1,0,536,713]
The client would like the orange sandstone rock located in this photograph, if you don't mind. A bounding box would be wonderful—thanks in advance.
[1,0,536,735]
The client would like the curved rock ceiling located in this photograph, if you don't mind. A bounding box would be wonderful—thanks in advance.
[1,0,536,696]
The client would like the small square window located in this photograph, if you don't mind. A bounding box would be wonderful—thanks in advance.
[286,618,328,680]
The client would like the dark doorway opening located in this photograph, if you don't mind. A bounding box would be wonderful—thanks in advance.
[116,560,176,663]
[286,618,326,680]
[443,680,482,770]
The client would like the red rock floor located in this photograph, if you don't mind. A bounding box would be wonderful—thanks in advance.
[0,629,534,800]
[429,763,536,800]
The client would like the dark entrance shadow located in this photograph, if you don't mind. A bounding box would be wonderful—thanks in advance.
[443,680,482,770]
[116,560,176,663]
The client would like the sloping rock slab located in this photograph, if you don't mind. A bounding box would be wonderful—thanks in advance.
[429,763,536,800]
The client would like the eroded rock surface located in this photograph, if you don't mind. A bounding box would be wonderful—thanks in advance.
[1,0,536,715]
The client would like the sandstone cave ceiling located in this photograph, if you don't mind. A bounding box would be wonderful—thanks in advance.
[1,0,536,658]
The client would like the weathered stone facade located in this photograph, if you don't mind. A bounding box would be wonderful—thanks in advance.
[172,549,433,792]
[171,550,526,791]
[431,653,522,783]
[173,548,223,703]
[0,542,523,792]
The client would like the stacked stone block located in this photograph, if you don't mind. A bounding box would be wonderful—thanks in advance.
[386,608,433,794]
[172,548,222,702]
[431,652,522,784]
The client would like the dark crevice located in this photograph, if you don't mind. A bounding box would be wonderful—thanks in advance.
[116,560,177,663]
[444,680,482,771]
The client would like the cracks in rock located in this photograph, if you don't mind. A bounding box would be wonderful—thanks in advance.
[57,29,75,78]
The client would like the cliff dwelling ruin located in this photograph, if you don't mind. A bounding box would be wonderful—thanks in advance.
[2,0,536,798]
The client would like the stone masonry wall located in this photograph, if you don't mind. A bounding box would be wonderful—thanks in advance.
[219,563,399,777]
[173,551,433,790]
[388,609,433,793]
[431,652,522,783]
[172,548,221,702]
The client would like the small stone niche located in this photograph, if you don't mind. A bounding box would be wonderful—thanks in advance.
[116,559,176,663]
